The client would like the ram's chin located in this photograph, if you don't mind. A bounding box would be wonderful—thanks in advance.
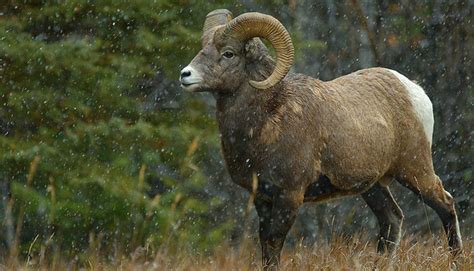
[181,83,202,92]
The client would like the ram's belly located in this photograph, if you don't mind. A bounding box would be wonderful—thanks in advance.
[320,115,396,190]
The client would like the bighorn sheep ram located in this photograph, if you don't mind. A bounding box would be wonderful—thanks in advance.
[179,9,462,268]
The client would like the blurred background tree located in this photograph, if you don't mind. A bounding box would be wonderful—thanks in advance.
[0,0,472,264]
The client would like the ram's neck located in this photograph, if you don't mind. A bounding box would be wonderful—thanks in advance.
[214,72,288,190]
[214,54,286,136]
[215,86,276,134]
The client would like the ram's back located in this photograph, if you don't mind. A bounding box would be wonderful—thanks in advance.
[305,67,432,189]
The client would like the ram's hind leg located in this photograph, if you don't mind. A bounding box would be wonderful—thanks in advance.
[362,181,404,254]
[399,173,462,254]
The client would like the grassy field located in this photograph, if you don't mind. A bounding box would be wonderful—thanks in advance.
[2,235,472,270]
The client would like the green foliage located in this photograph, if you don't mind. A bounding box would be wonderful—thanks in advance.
[0,0,230,258]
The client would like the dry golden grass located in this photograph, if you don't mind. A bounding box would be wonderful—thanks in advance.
[2,235,473,271]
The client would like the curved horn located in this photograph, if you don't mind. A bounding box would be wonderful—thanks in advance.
[203,9,233,33]
[223,12,294,89]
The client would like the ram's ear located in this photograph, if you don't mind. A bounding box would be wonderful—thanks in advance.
[244,38,270,61]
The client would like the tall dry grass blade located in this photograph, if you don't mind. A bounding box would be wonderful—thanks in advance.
[25,234,39,267]
[138,164,146,191]
[4,196,15,252]
[186,137,200,157]
[171,193,182,212]
[240,173,258,248]
[10,155,41,259]
[246,172,258,216]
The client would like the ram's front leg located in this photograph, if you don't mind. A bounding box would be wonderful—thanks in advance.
[254,197,273,267]
[256,190,303,270]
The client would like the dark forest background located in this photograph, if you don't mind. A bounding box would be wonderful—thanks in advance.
[0,0,472,262]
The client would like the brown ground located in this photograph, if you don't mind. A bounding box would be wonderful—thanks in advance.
[2,235,473,270]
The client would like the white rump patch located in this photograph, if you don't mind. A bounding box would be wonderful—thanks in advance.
[388,69,434,144]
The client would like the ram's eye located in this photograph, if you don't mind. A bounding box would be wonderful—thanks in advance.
[222,51,234,59]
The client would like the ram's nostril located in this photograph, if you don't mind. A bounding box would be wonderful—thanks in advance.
[181,70,191,78]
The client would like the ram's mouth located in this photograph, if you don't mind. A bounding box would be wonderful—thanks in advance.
[180,82,201,92]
